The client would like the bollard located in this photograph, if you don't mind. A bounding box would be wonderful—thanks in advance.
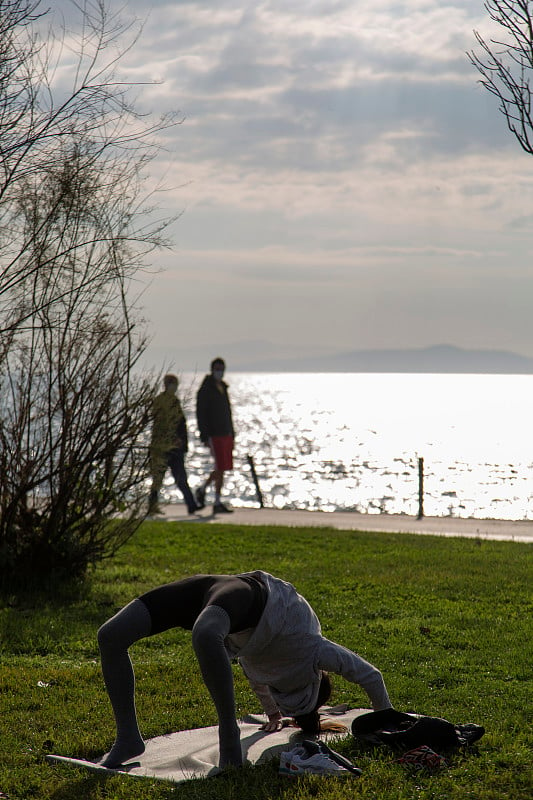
[247,454,264,508]
[417,457,424,519]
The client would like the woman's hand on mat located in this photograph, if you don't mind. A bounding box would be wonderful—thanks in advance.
[261,712,284,732]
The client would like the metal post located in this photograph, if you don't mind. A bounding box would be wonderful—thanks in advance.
[417,457,424,519]
[247,454,264,508]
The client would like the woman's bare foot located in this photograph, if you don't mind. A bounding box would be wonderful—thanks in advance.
[100,737,145,768]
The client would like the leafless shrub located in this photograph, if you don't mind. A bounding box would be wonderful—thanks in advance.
[0,0,181,587]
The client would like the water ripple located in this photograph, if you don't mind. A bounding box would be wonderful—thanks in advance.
[156,372,533,521]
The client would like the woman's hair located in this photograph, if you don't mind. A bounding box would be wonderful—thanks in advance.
[293,671,332,735]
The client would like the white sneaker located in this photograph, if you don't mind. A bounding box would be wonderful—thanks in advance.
[279,747,306,776]
[279,746,354,777]
[300,738,362,775]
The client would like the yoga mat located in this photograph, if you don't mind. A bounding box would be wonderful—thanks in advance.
[47,706,370,783]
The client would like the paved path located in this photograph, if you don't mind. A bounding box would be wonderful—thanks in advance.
[156,505,533,544]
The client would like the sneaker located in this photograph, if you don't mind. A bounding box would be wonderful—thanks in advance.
[455,723,485,746]
[213,501,233,514]
[279,747,305,776]
[279,746,356,777]
[194,486,206,510]
[301,740,362,776]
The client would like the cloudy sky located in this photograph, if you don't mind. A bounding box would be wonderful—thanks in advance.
[53,1,533,368]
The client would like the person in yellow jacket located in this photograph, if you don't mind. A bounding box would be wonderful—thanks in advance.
[148,374,199,515]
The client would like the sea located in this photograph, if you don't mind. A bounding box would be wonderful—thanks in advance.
[161,372,533,521]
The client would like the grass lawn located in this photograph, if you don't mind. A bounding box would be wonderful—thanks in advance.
[0,521,531,800]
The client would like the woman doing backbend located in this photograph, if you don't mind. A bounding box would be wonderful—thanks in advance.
[97,571,392,768]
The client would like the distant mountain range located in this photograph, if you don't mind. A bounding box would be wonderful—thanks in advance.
[236,344,533,374]
[147,342,533,374]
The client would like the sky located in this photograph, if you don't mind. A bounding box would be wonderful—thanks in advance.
[50,0,533,369]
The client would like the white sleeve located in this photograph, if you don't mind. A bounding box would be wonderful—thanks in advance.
[317,638,392,711]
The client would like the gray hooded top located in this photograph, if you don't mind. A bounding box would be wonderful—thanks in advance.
[225,570,391,717]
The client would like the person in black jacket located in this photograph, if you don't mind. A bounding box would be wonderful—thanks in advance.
[148,374,199,515]
[195,358,235,514]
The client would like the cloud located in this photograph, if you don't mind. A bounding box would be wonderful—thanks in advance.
[105,0,514,183]
[47,0,533,359]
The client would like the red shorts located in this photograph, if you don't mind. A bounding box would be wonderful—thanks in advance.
[209,435,234,471]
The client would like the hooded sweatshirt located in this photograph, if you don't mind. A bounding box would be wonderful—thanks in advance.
[225,571,391,717]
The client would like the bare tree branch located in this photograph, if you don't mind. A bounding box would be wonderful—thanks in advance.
[469,0,533,154]
[0,0,181,587]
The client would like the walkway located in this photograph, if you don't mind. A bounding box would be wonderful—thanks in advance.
[156,505,533,544]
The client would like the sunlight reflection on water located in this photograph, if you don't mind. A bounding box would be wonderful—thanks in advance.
[159,372,533,520]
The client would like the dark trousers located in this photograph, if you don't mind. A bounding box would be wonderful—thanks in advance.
[150,448,197,513]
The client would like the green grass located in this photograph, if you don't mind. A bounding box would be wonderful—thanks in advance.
[0,521,531,800]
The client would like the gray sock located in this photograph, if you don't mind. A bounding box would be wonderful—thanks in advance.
[97,599,152,767]
[192,605,242,767]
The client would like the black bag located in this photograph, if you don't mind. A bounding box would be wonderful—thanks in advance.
[351,708,484,753]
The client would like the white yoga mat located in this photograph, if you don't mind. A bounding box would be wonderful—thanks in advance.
[47,706,370,783]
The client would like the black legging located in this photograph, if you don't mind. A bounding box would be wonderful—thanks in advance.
[97,574,267,769]
[138,573,267,633]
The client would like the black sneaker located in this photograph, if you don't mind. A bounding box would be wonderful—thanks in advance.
[213,501,233,514]
[194,486,206,509]
[455,723,485,746]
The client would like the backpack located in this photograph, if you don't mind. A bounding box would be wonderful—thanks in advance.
[351,708,484,753]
